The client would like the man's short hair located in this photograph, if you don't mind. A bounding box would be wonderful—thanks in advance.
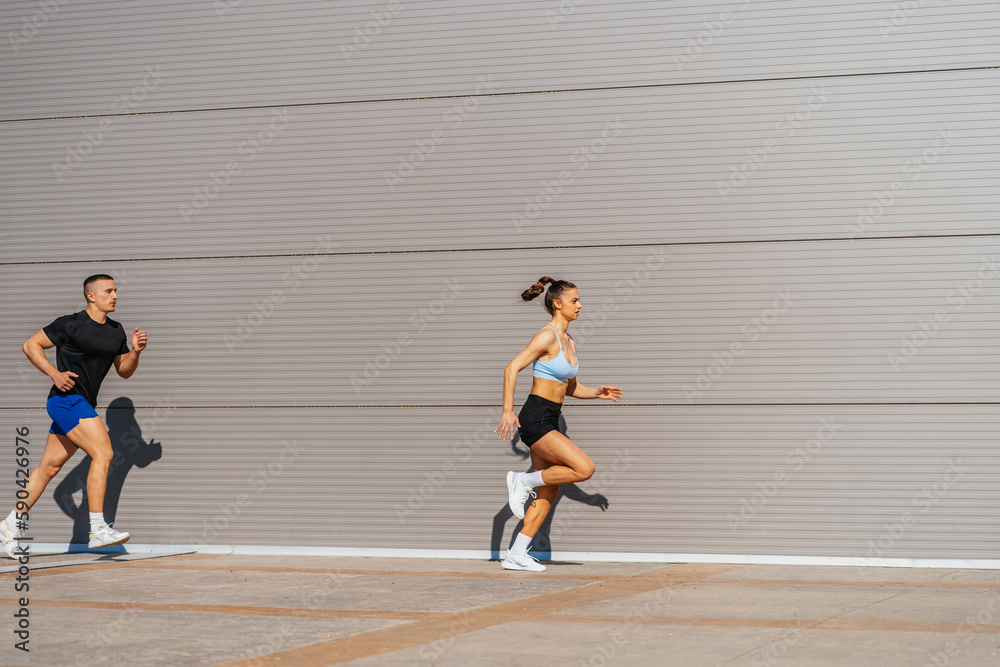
[83,274,115,301]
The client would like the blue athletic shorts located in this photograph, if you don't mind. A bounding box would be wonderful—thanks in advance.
[47,394,99,436]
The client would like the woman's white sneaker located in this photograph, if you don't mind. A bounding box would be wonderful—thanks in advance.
[506,471,536,520]
[502,548,546,572]
[89,523,130,549]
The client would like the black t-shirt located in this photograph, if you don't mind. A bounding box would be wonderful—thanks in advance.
[43,311,130,407]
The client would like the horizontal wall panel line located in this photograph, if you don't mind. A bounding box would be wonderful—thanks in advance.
[3,232,999,268]
[3,64,995,125]
[3,402,998,411]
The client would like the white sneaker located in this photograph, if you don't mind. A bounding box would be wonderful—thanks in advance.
[0,520,23,559]
[506,471,536,520]
[502,547,546,572]
[89,523,130,549]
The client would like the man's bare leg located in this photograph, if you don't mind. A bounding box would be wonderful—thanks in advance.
[63,417,129,548]
[64,417,113,512]
[1,433,78,558]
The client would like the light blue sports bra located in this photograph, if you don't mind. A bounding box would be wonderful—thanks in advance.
[532,324,578,382]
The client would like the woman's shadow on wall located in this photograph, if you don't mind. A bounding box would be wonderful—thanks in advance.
[54,397,163,545]
[491,415,608,560]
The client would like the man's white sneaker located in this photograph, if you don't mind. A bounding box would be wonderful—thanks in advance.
[506,471,536,520]
[0,520,22,559]
[502,547,546,572]
[89,523,130,549]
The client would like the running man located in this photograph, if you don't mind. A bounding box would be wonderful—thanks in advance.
[1,274,147,558]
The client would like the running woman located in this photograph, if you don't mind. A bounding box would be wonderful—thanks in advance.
[495,277,622,571]
[0,274,147,558]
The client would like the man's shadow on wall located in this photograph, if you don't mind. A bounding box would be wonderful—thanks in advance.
[491,415,608,560]
[54,397,163,544]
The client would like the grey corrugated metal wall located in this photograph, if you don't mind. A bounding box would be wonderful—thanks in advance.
[1,0,997,561]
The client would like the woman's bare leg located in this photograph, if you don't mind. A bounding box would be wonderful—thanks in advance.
[522,448,559,538]
[528,430,595,485]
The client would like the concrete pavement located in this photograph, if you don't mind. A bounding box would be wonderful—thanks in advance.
[2,551,999,666]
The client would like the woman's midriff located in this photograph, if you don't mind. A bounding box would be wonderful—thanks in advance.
[530,377,568,404]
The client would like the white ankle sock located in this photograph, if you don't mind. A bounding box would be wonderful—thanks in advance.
[6,510,16,532]
[521,471,545,488]
[89,512,105,532]
[511,532,532,554]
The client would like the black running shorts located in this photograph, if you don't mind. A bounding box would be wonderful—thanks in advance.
[517,394,562,447]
